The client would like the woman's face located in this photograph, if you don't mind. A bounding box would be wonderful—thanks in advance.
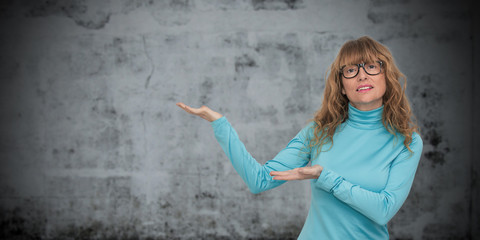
[341,62,386,111]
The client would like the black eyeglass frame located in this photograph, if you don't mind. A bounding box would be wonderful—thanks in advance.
[340,61,384,79]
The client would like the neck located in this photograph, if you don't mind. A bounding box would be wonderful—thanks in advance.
[349,100,383,111]
[346,103,384,129]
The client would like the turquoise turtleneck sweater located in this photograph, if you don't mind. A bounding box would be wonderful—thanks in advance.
[211,104,423,239]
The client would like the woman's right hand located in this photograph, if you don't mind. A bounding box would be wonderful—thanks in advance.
[176,102,223,122]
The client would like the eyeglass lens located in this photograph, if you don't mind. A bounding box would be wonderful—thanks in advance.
[342,62,381,79]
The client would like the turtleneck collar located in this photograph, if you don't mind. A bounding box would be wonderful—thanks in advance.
[346,103,384,129]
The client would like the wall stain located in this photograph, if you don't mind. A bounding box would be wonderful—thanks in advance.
[91,97,117,119]
[25,0,111,30]
[147,0,192,26]
[234,54,258,73]
[423,151,445,166]
[53,220,146,239]
[312,33,344,54]
[365,8,423,42]
[254,38,311,116]
[421,123,448,167]
[168,0,191,11]
[142,35,155,89]
[106,37,129,67]
[51,146,80,168]
[25,0,85,17]
[159,200,172,209]
[195,191,216,199]
[155,112,172,121]
[251,0,305,10]
[100,36,148,83]
[411,75,450,168]
[68,12,111,30]
[121,0,152,14]
[276,43,305,73]
[199,78,214,105]
[367,12,423,25]
[222,32,248,48]
[89,97,138,170]
[369,0,411,7]
[424,128,442,148]
[0,207,45,240]
[255,40,306,74]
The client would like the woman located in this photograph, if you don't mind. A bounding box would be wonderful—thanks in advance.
[176,36,423,239]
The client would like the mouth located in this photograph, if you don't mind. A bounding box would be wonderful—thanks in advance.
[356,85,374,92]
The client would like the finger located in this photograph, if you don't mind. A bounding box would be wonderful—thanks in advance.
[183,106,198,114]
[176,102,192,111]
[176,102,185,108]
[272,175,290,180]
[273,175,302,181]
[176,103,200,115]
[270,170,293,176]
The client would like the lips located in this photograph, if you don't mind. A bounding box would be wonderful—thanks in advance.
[356,85,374,92]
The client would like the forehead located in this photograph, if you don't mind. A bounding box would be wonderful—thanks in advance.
[339,44,379,67]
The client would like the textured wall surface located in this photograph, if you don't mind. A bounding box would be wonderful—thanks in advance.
[0,0,477,239]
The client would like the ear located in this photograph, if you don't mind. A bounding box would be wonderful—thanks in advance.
[341,88,345,95]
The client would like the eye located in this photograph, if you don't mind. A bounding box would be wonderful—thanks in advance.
[345,66,356,73]
[366,63,377,69]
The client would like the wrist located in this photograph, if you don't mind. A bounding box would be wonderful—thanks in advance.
[208,112,223,122]
[315,165,323,178]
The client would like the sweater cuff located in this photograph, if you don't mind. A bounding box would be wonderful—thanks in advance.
[210,116,228,129]
[315,168,344,193]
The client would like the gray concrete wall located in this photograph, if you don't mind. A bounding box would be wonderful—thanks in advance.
[0,0,477,239]
[471,3,480,240]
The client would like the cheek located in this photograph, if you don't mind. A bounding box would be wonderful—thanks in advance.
[341,80,353,93]
[377,76,387,95]
[341,79,346,94]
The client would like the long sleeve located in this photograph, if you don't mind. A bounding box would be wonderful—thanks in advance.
[211,116,311,194]
[314,133,423,225]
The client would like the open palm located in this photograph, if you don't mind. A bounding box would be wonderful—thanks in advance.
[176,102,223,122]
[270,165,323,181]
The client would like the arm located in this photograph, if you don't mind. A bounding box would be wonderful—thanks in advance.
[211,116,311,194]
[315,134,423,225]
[175,102,311,194]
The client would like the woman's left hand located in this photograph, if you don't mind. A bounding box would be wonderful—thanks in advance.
[270,165,323,181]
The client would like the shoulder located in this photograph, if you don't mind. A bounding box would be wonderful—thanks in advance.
[299,121,316,137]
[288,121,316,144]
[393,129,423,147]
[410,132,423,146]
[397,131,423,156]
[409,131,423,151]
[303,121,317,131]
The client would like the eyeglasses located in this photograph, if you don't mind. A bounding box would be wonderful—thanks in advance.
[340,61,383,79]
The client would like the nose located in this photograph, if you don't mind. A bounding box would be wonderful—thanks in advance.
[357,67,368,81]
